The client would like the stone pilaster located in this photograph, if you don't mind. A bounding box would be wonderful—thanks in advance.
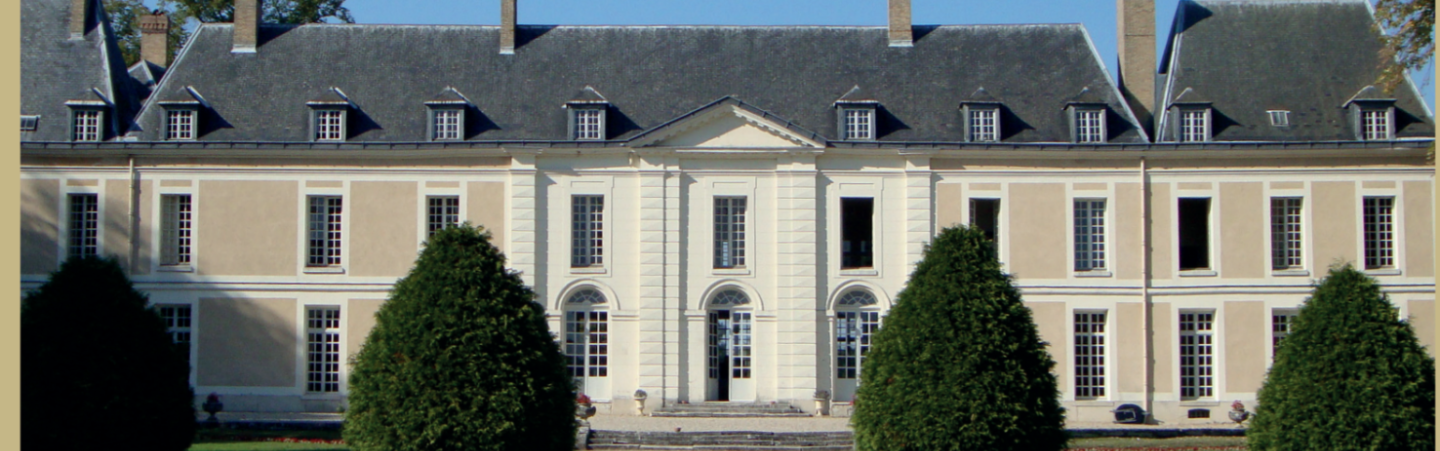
[905,156,933,274]
[636,155,680,402]
[775,154,820,402]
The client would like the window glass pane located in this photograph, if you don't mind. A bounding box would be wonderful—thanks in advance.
[1362,110,1390,141]
[575,109,602,140]
[1074,199,1106,271]
[1270,197,1303,270]
[1076,110,1104,143]
[1179,311,1215,399]
[1181,110,1208,142]
[1363,197,1395,269]
[1178,198,1211,270]
[73,110,101,142]
[432,109,461,140]
[316,110,344,141]
[68,193,99,258]
[971,109,997,142]
[161,194,193,265]
[714,197,747,268]
[1074,312,1106,398]
[844,109,873,140]
[426,196,460,237]
[571,195,604,266]
[841,198,874,269]
[307,196,343,266]
[166,110,195,140]
[306,307,341,393]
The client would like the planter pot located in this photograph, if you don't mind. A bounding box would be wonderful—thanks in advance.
[813,399,828,416]
[634,398,646,415]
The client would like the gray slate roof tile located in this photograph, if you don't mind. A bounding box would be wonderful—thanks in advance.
[22,0,141,142]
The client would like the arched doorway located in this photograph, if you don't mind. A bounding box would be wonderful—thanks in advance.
[707,289,754,402]
[564,288,610,399]
[834,289,880,402]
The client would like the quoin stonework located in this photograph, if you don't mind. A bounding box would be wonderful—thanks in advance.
[20,0,1436,423]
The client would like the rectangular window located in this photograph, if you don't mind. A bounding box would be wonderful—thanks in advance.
[1362,110,1390,140]
[574,109,603,140]
[21,115,39,132]
[158,304,192,363]
[1272,309,1297,358]
[307,196,343,267]
[731,311,752,379]
[315,110,344,141]
[166,109,195,140]
[160,194,193,266]
[970,109,998,142]
[1074,199,1106,271]
[844,108,874,140]
[1363,196,1395,269]
[1076,110,1104,143]
[73,110,101,142]
[971,198,1001,246]
[426,196,460,237]
[1074,311,1106,399]
[564,311,609,378]
[571,195,604,267]
[306,307,341,393]
[1179,311,1215,399]
[68,193,99,258]
[432,109,461,140]
[714,196,747,268]
[1178,198,1211,271]
[1181,110,1208,142]
[1268,110,1290,127]
[1270,197,1303,270]
[836,311,880,379]
[841,198,874,269]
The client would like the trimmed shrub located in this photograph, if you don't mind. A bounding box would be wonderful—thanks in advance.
[852,225,1066,451]
[1247,264,1435,450]
[22,256,196,451]
[344,223,576,451]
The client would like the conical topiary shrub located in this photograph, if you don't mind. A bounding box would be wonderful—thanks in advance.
[1247,264,1435,450]
[852,225,1066,451]
[22,256,196,451]
[344,223,576,451]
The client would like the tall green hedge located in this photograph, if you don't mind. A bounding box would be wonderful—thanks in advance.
[344,223,576,451]
[22,256,196,451]
[1247,264,1435,450]
[852,225,1066,451]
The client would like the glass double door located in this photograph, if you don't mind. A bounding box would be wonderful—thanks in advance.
[706,310,754,401]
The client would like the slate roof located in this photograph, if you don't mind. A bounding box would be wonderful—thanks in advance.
[1157,0,1434,142]
[131,23,1146,144]
[21,0,140,142]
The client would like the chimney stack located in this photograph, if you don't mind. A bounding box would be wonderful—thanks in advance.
[1117,0,1156,133]
[139,10,171,68]
[233,0,260,53]
[888,0,913,47]
[500,0,517,54]
[69,0,93,38]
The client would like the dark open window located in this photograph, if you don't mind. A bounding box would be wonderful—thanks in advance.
[970,199,1000,244]
[1178,198,1211,270]
[841,198,874,269]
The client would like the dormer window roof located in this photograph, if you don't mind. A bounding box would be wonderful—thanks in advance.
[565,86,608,141]
[1343,86,1397,141]
[1166,87,1213,143]
[1065,87,1109,144]
[960,87,1003,143]
[307,87,352,142]
[833,85,878,141]
[425,87,471,141]
[158,86,206,141]
[65,89,112,142]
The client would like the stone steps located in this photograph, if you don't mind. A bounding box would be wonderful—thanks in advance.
[589,431,853,450]
[650,402,810,418]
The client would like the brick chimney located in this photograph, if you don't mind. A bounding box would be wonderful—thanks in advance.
[233,0,260,53]
[888,0,913,47]
[500,0,516,54]
[1117,0,1156,133]
[139,10,170,68]
[69,0,93,38]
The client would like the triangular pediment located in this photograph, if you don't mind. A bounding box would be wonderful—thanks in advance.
[629,97,825,148]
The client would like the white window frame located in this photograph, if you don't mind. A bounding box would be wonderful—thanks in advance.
[21,115,39,132]
[304,306,342,394]
[153,182,198,273]
[1178,310,1216,400]
[1270,197,1304,271]
[1180,109,1209,142]
[563,289,609,380]
[1270,308,1298,364]
[160,194,194,267]
[842,108,875,140]
[71,109,102,142]
[425,195,461,238]
[1267,110,1290,127]
[313,109,345,142]
[835,292,881,381]
[157,303,193,363]
[714,196,748,269]
[1075,109,1105,143]
[430,108,463,141]
[300,184,348,274]
[166,109,196,140]
[571,194,605,268]
[1073,310,1108,400]
[573,108,603,140]
[1072,198,1108,273]
[969,108,998,142]
[1362,196,1397,270]
[66,192,100,259]
[1361,109,1393,141]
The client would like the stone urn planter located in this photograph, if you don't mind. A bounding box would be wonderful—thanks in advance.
[576,393,597,422]
[813,390,830,416]
[633,390,648,416]
[1228,400,1250,427]
[202,393,224,424]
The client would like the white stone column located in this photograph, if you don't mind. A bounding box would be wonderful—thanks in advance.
[636,154,681,404]
[507,152,539,288]
[905,156,933,275]
[775,153,820,404]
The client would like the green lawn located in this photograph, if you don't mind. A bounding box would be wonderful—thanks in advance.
[190,444,348,451]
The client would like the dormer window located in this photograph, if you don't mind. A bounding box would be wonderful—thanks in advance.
[20,115,39,132]
[71,109,103,142]
[841,108,875,140]
[1180,109,1210,142]
[314,109,345,141]
[572,108,604,140]
[1361,109,1392,141]
[969,108,999,142]
[425,87,471,142]
[1074,109,1105,143]
[1343,86,1397,142]
[165,109,196,140]
[1268,110,1290,127]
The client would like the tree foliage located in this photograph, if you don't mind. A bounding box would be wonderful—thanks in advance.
[344,223,576,451]
[105,0,190,67]
[1247,264,1435,451]
[1374,0,1434,92]
[852,225,1066,451]
[170,0,354,24]
[22,256,196,451]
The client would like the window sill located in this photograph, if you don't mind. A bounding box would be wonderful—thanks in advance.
[1074,270,1112,278]
[1364,268,1402,276]
[157,265,194,273]
[1178,400,1221,407]
[303,266,345,275]
[713,267,751,276]
[1271,269,1310,277]
[1073,400,1115,407]
[1178,269,1217,277]
[570,267,607,275]
[839,268,878,277]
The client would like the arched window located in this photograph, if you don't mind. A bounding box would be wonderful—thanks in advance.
[711,289,750,306]
[564,289,608,384]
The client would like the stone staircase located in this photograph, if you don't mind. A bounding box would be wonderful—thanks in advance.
[588,430,854,450]
[650,402,811,418]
